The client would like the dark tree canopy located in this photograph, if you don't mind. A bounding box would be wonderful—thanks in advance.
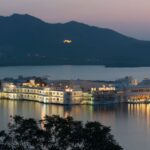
[0,115,123,150]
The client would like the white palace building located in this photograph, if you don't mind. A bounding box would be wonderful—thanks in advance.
[0,82,94,105]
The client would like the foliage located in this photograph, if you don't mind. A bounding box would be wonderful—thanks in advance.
[0,115,123,150]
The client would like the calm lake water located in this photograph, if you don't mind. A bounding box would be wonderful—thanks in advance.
[0,100,150,150]
[1,65,150,150]
[0,65,150,80]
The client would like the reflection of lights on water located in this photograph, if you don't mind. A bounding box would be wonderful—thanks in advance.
[64,112,71,118]
[128,104,150,130]
[41,105,46,120]
[8,100,17,118]
[40,105,69,128]
[41,105,47,129]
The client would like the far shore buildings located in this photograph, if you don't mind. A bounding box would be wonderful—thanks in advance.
[1,76,150,104]
[0,78,117,105]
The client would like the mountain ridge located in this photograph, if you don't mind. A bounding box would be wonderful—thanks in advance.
[0,13,150,67]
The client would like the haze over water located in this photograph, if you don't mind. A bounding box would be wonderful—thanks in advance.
[0,65,150,81]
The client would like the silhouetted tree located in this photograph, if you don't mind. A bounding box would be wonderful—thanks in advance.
[0,115,123,150]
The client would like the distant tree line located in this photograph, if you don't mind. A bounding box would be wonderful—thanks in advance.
[0,115,123,150]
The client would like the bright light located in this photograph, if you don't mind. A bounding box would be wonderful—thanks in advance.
[63,40,72,44]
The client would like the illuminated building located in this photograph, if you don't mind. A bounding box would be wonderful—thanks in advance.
[91,84,117,104]
[126,79,150,103]
[0,81,126,104]
[63,40,72,44]
[0,82,94,104]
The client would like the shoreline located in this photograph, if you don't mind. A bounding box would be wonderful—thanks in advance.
[0,98,120,105]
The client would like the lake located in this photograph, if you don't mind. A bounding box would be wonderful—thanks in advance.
[1,65,150,150]
[0,65,150,80]
[0,100,149,150]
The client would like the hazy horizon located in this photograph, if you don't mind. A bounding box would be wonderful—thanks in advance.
[1,0,150,40]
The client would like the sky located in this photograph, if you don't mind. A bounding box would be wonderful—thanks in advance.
[0,0,150,40]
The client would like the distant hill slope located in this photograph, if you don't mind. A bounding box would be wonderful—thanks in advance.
[0,13,150,67]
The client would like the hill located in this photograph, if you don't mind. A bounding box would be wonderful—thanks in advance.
[0,14,150,67]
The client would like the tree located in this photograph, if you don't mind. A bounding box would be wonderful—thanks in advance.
[0,115,123,150]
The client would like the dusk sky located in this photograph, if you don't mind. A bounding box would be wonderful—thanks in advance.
[0,0,150,40]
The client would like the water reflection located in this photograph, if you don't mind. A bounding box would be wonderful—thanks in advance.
[1,100,150,150]
[128,104,150,131]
